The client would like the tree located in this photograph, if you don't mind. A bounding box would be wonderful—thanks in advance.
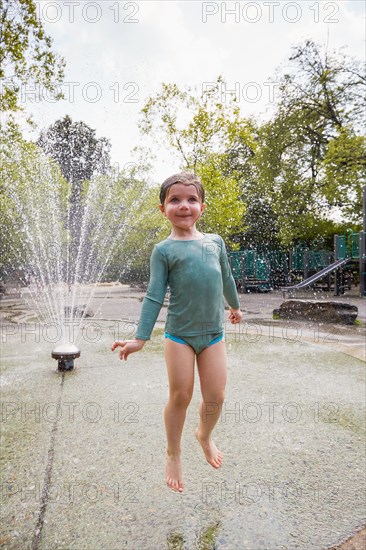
[37,115,111,183]
[195,155,246,246]
[322,128,366,223]
[139,77,243,172]
[37,115,112,254]
[0,121,153,288]
[279,39,365,133]
[229,40,366,246]
[139,79,247,246]
[103,177,165,284]
[0,0,65,112]
[269,40,366,229]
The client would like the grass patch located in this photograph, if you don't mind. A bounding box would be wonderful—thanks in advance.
[167,532,184,550]
[195,522,221,550]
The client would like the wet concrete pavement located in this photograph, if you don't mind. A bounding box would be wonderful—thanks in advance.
[0,286,365,549]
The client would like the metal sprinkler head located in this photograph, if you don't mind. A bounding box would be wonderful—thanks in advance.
[52,344,80,371]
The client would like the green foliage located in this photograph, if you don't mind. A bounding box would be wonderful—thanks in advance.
[37,115,112,184]
[0,0,65,111]
[195,156,246,247]
[139,77,242,172]
[322,128,366,222]
[279,39,365,132]
[263,40,365,237]
[0,121,69,275]
[37,115,112,253]
[239,41,365,246]
[106,182,167,282]
[0,120,156,285]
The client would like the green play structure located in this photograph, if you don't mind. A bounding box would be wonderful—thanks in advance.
[229,229,365,297]
[229,186,366,298]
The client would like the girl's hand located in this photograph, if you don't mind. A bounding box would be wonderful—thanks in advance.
[229,307,243,324]
[111,339,146,361]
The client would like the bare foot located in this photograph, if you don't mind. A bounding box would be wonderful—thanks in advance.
[166,452,184,492]
[195,428,223,468]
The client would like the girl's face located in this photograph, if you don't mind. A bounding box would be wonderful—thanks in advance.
[159,183,206,229]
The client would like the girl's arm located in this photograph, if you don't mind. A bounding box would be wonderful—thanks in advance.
[219,236,243,324]
[112,245,168,360]
[135,245,168,340]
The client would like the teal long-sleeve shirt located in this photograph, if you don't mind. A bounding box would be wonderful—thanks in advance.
[135,233,240,340]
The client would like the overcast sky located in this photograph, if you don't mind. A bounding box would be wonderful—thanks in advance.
[22,0,365,183]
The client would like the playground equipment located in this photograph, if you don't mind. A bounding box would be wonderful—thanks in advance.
[282,186,366,297]
[229,246,334,293]
[229,230,365,297]
[229,187,366,298]
[284,187,366,297]
[282,228,365,297]
[229,250,271,292]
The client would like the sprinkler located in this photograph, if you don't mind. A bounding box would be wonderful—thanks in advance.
[52,344,80,371]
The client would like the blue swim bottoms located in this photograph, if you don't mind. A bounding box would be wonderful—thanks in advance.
[164,331,224,355]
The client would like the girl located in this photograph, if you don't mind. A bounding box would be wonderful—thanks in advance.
[112,172,243,493]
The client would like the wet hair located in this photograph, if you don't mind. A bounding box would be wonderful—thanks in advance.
[159,172,205,204]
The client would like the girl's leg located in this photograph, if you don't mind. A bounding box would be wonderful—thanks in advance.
[163,338,195,492]
[195,340,227,468]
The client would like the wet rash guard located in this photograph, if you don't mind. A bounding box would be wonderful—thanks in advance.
[135,233,240,341]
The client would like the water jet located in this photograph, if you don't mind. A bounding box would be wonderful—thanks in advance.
[1,139,148,369]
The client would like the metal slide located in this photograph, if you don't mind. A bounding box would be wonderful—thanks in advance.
[282,257,352,292]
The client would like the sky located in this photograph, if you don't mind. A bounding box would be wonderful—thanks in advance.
[21,0,366,184]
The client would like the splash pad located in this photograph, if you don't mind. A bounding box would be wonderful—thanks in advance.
[1,304,365,549]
